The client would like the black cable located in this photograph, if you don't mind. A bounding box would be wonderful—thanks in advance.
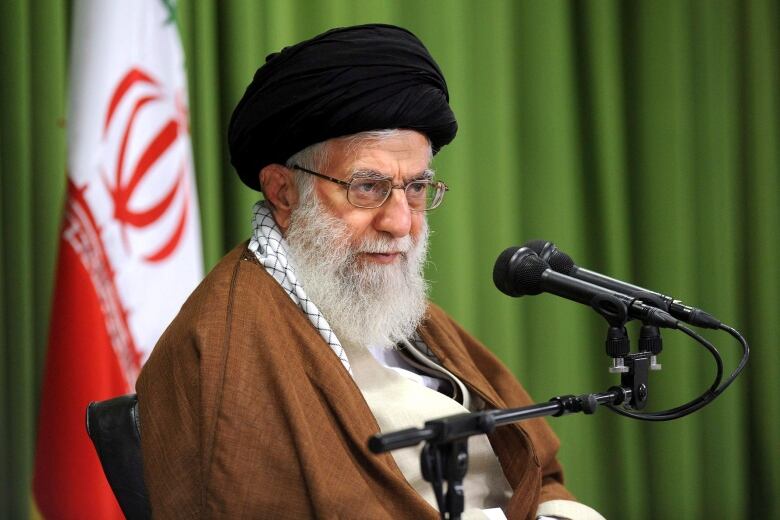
[643,324,747,419]
[606,324,725,421]
[608,322,749,421]
[711,323,750,397]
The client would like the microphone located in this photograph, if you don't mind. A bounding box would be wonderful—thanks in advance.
[522,240,721,329]
[493,247,680,329]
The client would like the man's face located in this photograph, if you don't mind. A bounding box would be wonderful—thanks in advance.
[310,130,431,265]
[281,130,433,347]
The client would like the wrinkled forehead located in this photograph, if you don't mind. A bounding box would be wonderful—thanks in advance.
[326,130,433,180]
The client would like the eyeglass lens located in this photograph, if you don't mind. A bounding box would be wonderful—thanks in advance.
[348,179,441,210]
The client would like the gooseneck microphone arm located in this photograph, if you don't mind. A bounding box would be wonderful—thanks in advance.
[369,386,634,520]
[368,388,631,454]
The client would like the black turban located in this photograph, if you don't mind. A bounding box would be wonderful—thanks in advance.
[228,23,458,191]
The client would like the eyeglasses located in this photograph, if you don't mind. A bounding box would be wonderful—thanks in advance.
[290,165,449,212]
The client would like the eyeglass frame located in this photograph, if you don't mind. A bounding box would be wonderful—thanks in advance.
[289,164,449,212]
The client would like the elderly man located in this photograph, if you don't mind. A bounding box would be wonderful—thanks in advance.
[138,24,603,519]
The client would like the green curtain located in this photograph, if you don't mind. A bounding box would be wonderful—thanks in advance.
[2,1,778,518]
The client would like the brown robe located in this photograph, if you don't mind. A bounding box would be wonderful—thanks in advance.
[137,244,575,519]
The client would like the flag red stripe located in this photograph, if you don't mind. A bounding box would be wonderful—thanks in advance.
[33,239,127,519]
[67,179,142,378]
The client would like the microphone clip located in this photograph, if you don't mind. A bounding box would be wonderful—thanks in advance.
[588,292,632,373]
[589,292,658,410]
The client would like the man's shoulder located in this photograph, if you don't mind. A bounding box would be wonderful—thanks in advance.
[194,241,252,294]
[151,242,285,350]
[182,241,278,311]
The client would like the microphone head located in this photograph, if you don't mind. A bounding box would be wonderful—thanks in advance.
[493,247,548,297]
[522,239,575,275]
[522,239,551,255]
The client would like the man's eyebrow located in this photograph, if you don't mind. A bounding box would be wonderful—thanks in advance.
[349,169,387,180]
[349,168,435,181]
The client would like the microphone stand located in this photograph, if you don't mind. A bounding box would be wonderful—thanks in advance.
[369,384,639,520]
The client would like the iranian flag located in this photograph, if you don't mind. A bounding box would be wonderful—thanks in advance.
[33,1,203,517]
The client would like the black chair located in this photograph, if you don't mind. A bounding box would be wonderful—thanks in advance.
[86,393,151,519]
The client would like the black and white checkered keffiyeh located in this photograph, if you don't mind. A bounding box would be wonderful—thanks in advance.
[248,201,352,375]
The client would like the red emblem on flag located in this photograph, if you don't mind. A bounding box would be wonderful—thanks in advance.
[102,67,191,263]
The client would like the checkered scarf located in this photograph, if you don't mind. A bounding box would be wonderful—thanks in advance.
[248,201,352,375]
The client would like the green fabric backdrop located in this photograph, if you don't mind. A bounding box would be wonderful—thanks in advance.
[1,1,778,518]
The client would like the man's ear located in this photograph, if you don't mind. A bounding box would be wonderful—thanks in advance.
[259,164,299,232]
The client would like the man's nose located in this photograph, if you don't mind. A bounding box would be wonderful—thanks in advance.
[373,188,412,238]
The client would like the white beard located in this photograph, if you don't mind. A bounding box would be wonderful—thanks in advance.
[284,195,429,348]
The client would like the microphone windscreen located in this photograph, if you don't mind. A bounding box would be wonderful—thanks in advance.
[522,239,575,275]
[493,247,547,297]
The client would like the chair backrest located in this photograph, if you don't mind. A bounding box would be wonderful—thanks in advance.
[86,393,151,519]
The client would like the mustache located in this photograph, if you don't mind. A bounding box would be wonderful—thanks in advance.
[357,235,414,255]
